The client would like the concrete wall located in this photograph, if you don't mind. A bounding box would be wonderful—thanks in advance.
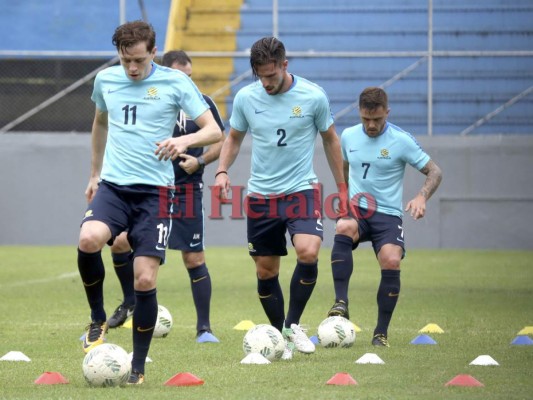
[1,133,532,249]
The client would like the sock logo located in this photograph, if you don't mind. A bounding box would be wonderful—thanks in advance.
[299,279,317,285]
[136,326,154,332]
[192,276,207,283]
[387,292,399,297]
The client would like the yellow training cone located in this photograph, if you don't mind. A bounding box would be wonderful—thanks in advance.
[350,322,362,333]
[419,323,444,333]
[233,320,256,330]
[518,326,533,335]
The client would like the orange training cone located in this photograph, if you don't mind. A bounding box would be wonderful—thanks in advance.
[34,372,69,385]
[326,372,357,386]
[445,374,484,387]
[164,372,204,386]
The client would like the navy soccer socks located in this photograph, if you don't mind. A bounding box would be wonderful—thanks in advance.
[131,288,157,374]
[187,263,212,333]
[374,269,401,336]
[111,251,135,307]
[285,260,318,327]
[330,234,354,304]
[257,274,285,332]
[77,248,106,322]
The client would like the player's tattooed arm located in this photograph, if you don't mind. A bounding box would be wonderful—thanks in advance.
[418,160,442,200]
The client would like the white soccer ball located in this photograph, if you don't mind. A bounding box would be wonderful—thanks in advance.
[317,316,356,348]
[153,304,173,338]
[82,343,131,387]
[242,324,285,361]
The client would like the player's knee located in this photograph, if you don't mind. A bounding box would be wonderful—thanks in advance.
[380,255,401,270]
[134,274,156,291]
[78,230,106,253]
[110,233,131,253]
[295,247,319,264]
[335,219,358,238]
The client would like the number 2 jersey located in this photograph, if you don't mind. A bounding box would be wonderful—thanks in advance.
[341,122,430,217]
[91,63,209,187]
[230,74,334,196]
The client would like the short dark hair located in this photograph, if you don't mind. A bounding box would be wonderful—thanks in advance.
[359,87,388,110]
[249,37,286,78]
[161,50,192,68]
[112,20,156,53]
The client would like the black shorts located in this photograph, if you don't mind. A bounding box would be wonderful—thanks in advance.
[81,180,174,263]
[352,206,405,257]
[246,189,323,256]
[167,183,205,252]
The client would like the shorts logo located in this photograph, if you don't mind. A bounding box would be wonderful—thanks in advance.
[83,210,93,219]
[155,245,166,251]
[248,242,256,253]
[189,242,201,247]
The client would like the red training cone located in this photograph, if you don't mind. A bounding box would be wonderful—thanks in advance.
[34,372,69,385]
[326,372,357,386]
[445,374,484,387]
[164,372,204,386]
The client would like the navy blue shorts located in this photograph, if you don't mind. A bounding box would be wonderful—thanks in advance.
[351,206,405,257]
[246,189,323,256]
[167,183,204,252]
[81,180,174,263]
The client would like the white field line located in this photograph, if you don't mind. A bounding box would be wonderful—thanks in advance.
[0,272,79,288]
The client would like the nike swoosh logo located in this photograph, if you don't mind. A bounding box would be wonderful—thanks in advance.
[155,245,166,251]
[258,294,272,299]
[189,242,201,247]
[192,276,207,283]
[254,109,267,114]
[83,279,101,287]
[331,259,344,264]
[137,326,155,332]
[349,149,358,153]
[299,280,316,285]
[107,88,124,94]
[388,292,399,297]
[396,238,404,243]
[316,227,323,232]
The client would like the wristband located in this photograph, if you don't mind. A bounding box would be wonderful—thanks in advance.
[215,171,228,178]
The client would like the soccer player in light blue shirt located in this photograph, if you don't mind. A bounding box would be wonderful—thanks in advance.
[76,21,222,384]
[214,37,345,358]
[327,87,442,347]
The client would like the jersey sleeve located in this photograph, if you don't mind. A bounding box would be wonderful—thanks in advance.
[177,76,209,120]
[90,72,107,111]
[403,134,430,170]
[229,89,249,133]
[314,90,334,133]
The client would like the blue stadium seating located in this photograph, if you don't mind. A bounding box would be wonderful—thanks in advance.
[232,1,533,135]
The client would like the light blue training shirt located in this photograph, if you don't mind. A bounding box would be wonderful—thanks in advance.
[91,63,208,187]
[341,122,430,217]
[230,75,334,196]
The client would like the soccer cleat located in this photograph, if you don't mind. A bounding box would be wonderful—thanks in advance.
[82,321,108,353]
[282,323,315,354]
[196,330,220,343]
[281,341,294,361]
[107,303,134,328]
[372,334,390,347]
[127,370,145,385]
[327,300,349,319]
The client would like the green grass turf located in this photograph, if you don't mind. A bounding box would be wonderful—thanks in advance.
[0,246,531,399]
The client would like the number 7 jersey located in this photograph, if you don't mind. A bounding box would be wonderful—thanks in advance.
[91,63,208,187]
[230,75,334,196]
[341,122,430,217]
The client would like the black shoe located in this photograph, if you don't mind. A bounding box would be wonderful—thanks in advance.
[107,303,134,328]
[327,300,349,319]
[82,320,107,353]
[127,369,144,385]
[372,334,390,347]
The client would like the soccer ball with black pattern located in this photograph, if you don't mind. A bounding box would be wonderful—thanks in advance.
[243,324,285,361]
[82,343,131,387]
[317,316,356,348]
[153,304,173,338]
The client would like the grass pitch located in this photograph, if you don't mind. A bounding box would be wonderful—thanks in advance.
[0,246,531,399]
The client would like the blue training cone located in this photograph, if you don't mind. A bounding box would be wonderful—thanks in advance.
[196,331,220,343]
[511,335,533,345]
[411,334,437,345]
[310,335,319,345]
